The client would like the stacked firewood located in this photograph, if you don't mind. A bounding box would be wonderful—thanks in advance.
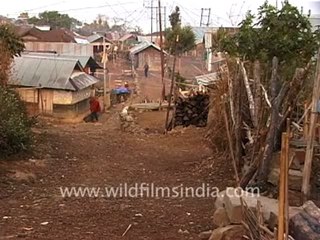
[174,92,210,127]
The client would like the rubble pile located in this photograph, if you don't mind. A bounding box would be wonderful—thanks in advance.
[201,187,320,240]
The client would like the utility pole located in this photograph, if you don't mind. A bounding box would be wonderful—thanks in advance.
[144,0,159,40]
[200,8,211,27]
[103,36,109,111]
[151,0,153,42]
[165,35,179,133]
[158,0,165,102]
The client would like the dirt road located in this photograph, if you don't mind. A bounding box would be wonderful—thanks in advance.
[0,110,234,240]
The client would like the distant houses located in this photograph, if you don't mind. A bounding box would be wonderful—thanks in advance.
[9,54,101,119]
[129,41,165,71]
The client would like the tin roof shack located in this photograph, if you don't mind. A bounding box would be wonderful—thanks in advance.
[9,55,99,120]
[87,33,113,60]
[130,41,164,71]
[119,33,138,50]
[22,53,103,76]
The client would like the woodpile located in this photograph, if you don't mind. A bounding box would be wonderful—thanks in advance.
[290,201,320,240]
[174,92,210,128]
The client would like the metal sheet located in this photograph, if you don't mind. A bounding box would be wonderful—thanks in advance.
[10,55,93,91]
[70,72,100,91]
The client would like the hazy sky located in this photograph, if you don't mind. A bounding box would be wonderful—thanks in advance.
[1,0,319,33]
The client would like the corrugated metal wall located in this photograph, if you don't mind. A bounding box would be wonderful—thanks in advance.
[24,42,93,56]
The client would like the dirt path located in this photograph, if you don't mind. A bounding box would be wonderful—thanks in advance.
[0,110,235,240]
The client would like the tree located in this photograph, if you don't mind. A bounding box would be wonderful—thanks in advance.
[28,11,81,29]
[0,24,24,85]
[165,6,196,54]
[77,15,110,36]
[0,25,31,156]
[216,1,320,186]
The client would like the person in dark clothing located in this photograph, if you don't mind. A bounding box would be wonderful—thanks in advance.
[89,97,101,122]
[144,62,149,77]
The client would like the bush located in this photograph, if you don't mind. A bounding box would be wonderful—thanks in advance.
[0,86,32,156]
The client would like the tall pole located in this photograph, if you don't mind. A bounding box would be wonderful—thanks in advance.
[302,49,320,201]
[158,0,165,101]
[151,0,153,42]
[165,35,179,133]
[103,36,108,111]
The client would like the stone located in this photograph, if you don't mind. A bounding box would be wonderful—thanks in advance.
[214,191,226,209]
[209,225,247,240]
[223,187,279,224]
[268,168,303,191]
[268,206,301,230]
[212,207,230,227]
[199,230,213,240]
[11,171,36,183]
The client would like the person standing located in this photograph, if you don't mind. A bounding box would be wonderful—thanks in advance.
[89,96,101,122]
[144,62,149,78]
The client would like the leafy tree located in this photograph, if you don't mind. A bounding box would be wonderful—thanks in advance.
[0,24,24,85]
[0,25,24,58]
[28,11,81,29]
[77,15,110,36]
[217,1,320,185]
[0,25,31,156]
[165,6,196,54]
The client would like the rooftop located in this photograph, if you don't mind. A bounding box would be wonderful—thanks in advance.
[10,55,99,91]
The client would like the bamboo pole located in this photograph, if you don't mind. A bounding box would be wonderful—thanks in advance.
[285,119,290,240]
[164,35,179,133]
[302,50,320,201]
[303,103,309,139]
[158,0,165,102]
[278,132,288,240]
[223,100,240,184]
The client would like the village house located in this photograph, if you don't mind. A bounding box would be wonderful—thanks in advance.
[119,33,138,50]
[9,54,100,120]
[22,52,103,76]
[87,33,113,60]
[130,41,165,71]
[14,26,93,56]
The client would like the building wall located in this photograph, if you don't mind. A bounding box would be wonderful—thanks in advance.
[52,98,89,119]
[24,42,93,56]
[137,47,162,71]
[16,87,92,118]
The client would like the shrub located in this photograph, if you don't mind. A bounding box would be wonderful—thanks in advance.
[0,86,32,156]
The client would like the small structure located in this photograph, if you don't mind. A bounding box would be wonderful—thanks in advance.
[15,26,76,42]
[119,33,138,50]
[23,52,102,76]
[129,41,164,71]
[9,54,100,119]
[87,33,113,58]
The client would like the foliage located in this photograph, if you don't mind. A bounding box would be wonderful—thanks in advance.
[28,11,81,29]
[0,24,24,58]
[78,16,110,36]
[220,1,319,66]
[0,24,24,85]
[0,24,32,156]
[210,1,320,185]
[0,86,32,156]
[165,6,196,54]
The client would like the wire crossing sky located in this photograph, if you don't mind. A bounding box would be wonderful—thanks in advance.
[1,0,319,33]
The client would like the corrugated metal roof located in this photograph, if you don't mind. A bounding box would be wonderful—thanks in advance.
[21,53,102,69]
[195,72,220,86]
[129,41,161,55]
[10,55,99,91]
[70,72,100,91]
[87,34,113,43]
